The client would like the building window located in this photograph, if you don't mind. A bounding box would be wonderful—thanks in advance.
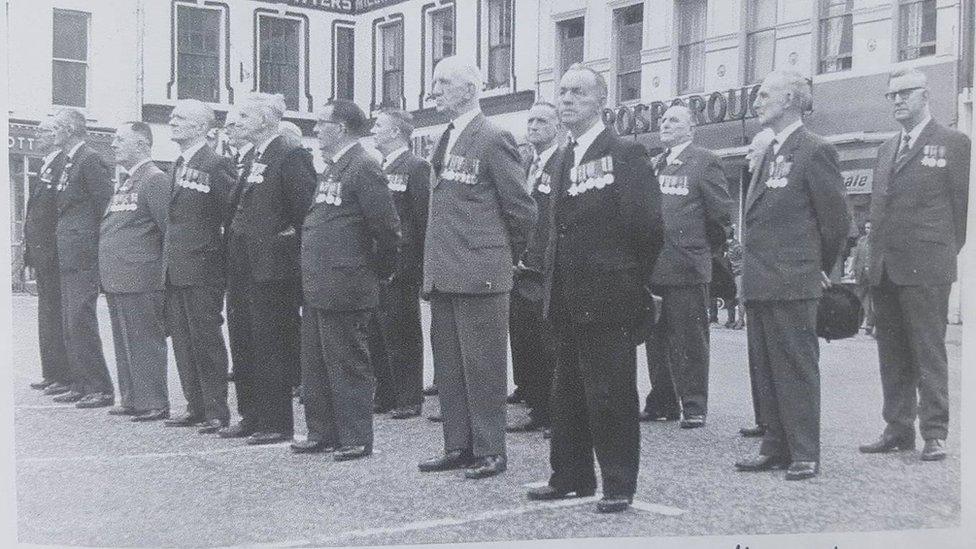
[334,26,355,101]
[745,0,776,84]
[487,0,512,88]
[818,0,853,74]
[381,21,404,108]
[431,8,455,70]
[258,16,301,111]
[677,0,707,94]
[52,9,89,107]
[898,0,936,61]
[614,4,643,102]
[176,5,221,102]
[557,17,585,77]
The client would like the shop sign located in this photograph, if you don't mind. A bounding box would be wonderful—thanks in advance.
[8,134,39,154]
[603,84,762,136]
[843,169,873,194]
[253,0,405,14]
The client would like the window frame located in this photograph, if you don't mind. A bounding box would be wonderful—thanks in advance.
[51,8,90,108]
[332,23,355,101]
[379,19,405,109]
[897,0,937,62]
[817,0,854,75]
[676,0,708,94]
[429,6,456,74]
[486,0,514,89]
[256,12,306,112]
[556,16,586,79]
[174,3,223,103]
[744,0,777,84]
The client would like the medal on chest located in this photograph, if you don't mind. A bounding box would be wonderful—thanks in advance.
[536,172,552,195]
[921,145,947,168]
[387,174,408,192]
[441,154,480,185]
[314,174,343,206]
[247,162,268,184]
[567,156,614,197]
[56,161,73,192]
[659,175,689,196]
[108,192,139,212]
[177,167,212,193]
[764,155,791,188]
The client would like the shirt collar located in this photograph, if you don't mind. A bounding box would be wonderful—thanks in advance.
[41,150,62,170]
[237,143,254,157]
[383,146,410,167]
[66,141,85,161]
[450,108,481,136]
[256,134,279,157]
[668,140,692,162]
[179,140,207,163]
[535,143,558,168]
[331,140,358,163]
[902,115,932,148]
[123,159,153,176]
[772,119,803,152]
[570,121,606,166]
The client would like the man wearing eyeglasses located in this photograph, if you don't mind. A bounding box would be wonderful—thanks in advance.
[859,68,970,462]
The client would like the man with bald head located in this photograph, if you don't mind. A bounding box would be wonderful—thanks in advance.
[162,99,236,433]
[640,105,733,428]
[418,56,537,479]
[733,71,850,480]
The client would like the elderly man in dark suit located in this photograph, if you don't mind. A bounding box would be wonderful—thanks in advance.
[220,93,316,445]
[733,71,850,481]
[417,56,537,480]
[641,105,733,428]
[24,119,72,395]
[291,100,401,460]
[161,100,235,434]
[47,108,114,408]
[859,68,970,462]
[100,122,170,421]
[369,109,430,420]
[526,64,663,513]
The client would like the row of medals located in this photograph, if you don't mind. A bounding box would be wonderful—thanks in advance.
[567,157,614,196]
[921,145,948,168]
[765,156,791,188]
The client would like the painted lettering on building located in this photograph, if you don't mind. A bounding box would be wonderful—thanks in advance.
[603,84,762,136]
[842,169,873,194]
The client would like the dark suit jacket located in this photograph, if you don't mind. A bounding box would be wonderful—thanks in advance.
[868,120,970,286]
[422,113,537,295]
[650,143,733,286]
[514,150,559,302]
[541,127,664,327]
[301,143,401,311]
[230,135,317,282]
[24,152,67,271]
[741,126,850,302]
[55,143,114,273]
[99,162,169,293]
[162,144,235,287]
[383,150,430,286]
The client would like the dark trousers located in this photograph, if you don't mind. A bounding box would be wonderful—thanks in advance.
[854,284,875,329]
[746,299,820,463]
[226,277,300,434]
[549,321,640,498]
[60,268,111,395]
[302,308,375,448]
[509,291,555,425]
[872,272,950,441]
[371,282,424,410]
[166,285,229,422]
[644,284,710,417]
[107,291,168,411]
[35,267,71,384]
[429,291,509,458]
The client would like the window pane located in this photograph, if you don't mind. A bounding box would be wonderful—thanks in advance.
[382,22,403,105]
[899,0,937,60]
[177,6,221,102]
[746,30,775,83]
[617,72,641,102]
[678,0,707,44]
[488,0,511,47]
[678,42,704,93]
[616,5,642,72]
[748,0,777,30]
[52,60,86,106]
[558,18,585,75]
[432,9,455,66]
[53,10,88,61]
[819,14,853,73]
[488,45,511,87]
[335,27,355,100]
[820,0,854,18]
[259,17,301,110]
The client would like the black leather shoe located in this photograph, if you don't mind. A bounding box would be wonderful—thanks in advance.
[217,421,254,438]
[52,390,84,403]
[527,485,595,500]
[195,418,226,434]
[596,496,633,513]
[734,454,788,472]
[423,384,438,396]
[506,390,524,404]
[739,424,766,437]
[464,455,507,479]
[680,415,706,429]
[639,410,680,422]
[164,413,203,427]
[390,405,421,419]
[785,461,819,480]
[290,440,336,454]
[921,439,947,461]
[30,379,55,390]
[427,413,442,423]
[418,449,474,472]
[43,382,71,396]
[246,431,290,445]
[506,419,545,433]
[334,445,372,461]
[859,433,916,453]
[75,393,114,409]
[107,406,138,416]
[131,409,169,422]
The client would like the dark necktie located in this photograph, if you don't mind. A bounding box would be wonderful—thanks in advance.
[430,122,455,175]
[559,138,577,194]
[117,170,130,191]
[171,155,185,195]
[896,133,911,164]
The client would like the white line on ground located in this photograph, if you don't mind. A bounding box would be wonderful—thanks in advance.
[15,404,84,410]
[17,442,292,464]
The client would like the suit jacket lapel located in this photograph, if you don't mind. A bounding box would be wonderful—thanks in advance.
[384,149,410,174]
[874,137,896,203]
[893,120,937,174]
[449,113,486,159]
[745,128,805,215]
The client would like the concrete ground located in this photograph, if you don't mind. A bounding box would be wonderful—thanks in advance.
[10,294,962,547]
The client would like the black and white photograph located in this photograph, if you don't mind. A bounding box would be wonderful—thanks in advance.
[1,0,974,547]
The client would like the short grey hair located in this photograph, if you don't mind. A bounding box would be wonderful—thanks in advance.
[433,56,483,95]
[242,92,287,127]
[764,70,813,113]
[564,63,609,105]
[379,109,415,141]
[54,108,87,138]
[889,67,928,88]
[174,99,217,129]
[279,121,303,148]
[664,104,696,128]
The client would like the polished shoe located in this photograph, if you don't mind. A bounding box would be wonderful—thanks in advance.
[542,428,552,439]
[290,439,336,454]
[30,379,56,390]
[506,419,545,433]
[639,410,680,422]
[390,405,421,419]
[164,413,203,427]
[921,439,947,461]
[131,409,169,422]
[680,415,705,429]
[217,421,255,438]
[43,382,71,396]
[107,406,138,416]
[418,449,474,472]
[739,424,766,438]
[334,445,372,461]
[423,384,438,396]
[246,431,290,445]
[195,418,226,434]
[859,433,916,453]
[464,455,507,479]
[427,413,442,423]
[785,461,819,480]
[734,454,788,472]
[596,496,633,513]
[506,390,524,404]
[526,485,595,501]
[75,393,114,409]
[52,390,84,403]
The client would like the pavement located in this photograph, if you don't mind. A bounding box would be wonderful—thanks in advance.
[10,294,963,547]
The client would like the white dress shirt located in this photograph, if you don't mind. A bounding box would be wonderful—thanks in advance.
[772,119,804,154]
[446,107,481,155]
[569,121,607,167]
